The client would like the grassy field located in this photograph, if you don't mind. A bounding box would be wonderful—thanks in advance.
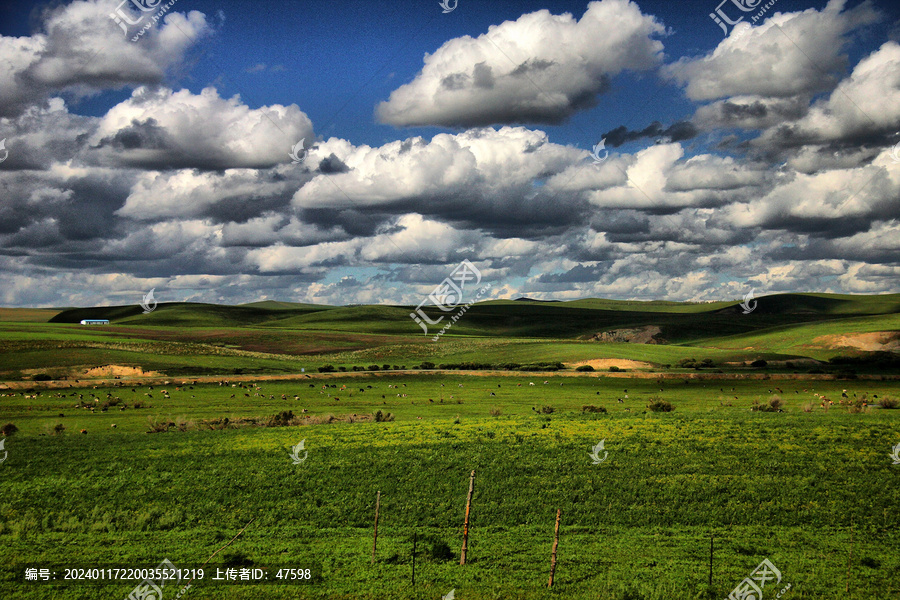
[1,294,899,598]
[2,374,899,599]
[1,293,898,380]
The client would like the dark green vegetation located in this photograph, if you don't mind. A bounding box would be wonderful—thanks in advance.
[1,294,899,598]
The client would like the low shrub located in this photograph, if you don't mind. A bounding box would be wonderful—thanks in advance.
[268,410,298,427]
[878,396,899,409]
[539,405,555,414]
[751,395,785,412]
[648,398,674,412]
[1,423,19,436]
[575,365,595,372]
[489,407,502,417]
[581,405,607,413]
[373,410,395,422]
[147,418,173,433]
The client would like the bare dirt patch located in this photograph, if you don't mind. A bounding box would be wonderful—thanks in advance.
[570,358,654,370]
[81,365,161,378]
[812,331,900,352]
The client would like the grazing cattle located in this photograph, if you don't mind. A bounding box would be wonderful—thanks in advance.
[80,429,87,434]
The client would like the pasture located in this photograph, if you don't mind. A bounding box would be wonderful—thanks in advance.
[2,373,899,599]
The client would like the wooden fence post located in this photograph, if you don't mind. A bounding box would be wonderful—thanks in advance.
[708,532,714,588]
[371,491,381,564]
[548,508,561,588]
[460,470,476,565]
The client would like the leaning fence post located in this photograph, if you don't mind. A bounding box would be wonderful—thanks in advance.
[548,508,562,587]
[371,491,381,564]
[460,470,476,565]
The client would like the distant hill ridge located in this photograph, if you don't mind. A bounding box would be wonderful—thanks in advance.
[39,293,900,344]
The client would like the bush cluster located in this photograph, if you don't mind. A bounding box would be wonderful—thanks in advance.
[648,397,674,412]
[677,358,715,369]
[751,396,785,412]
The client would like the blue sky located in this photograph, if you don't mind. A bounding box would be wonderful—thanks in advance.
[0,0,899,307]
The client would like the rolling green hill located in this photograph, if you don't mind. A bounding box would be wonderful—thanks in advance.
[8,293,895,379]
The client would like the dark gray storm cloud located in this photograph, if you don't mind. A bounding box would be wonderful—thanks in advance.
[602,121,698,147]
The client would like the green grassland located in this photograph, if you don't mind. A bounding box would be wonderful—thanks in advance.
[0,293,897,380]
[1,374,899,599]
[1,294,899,598]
